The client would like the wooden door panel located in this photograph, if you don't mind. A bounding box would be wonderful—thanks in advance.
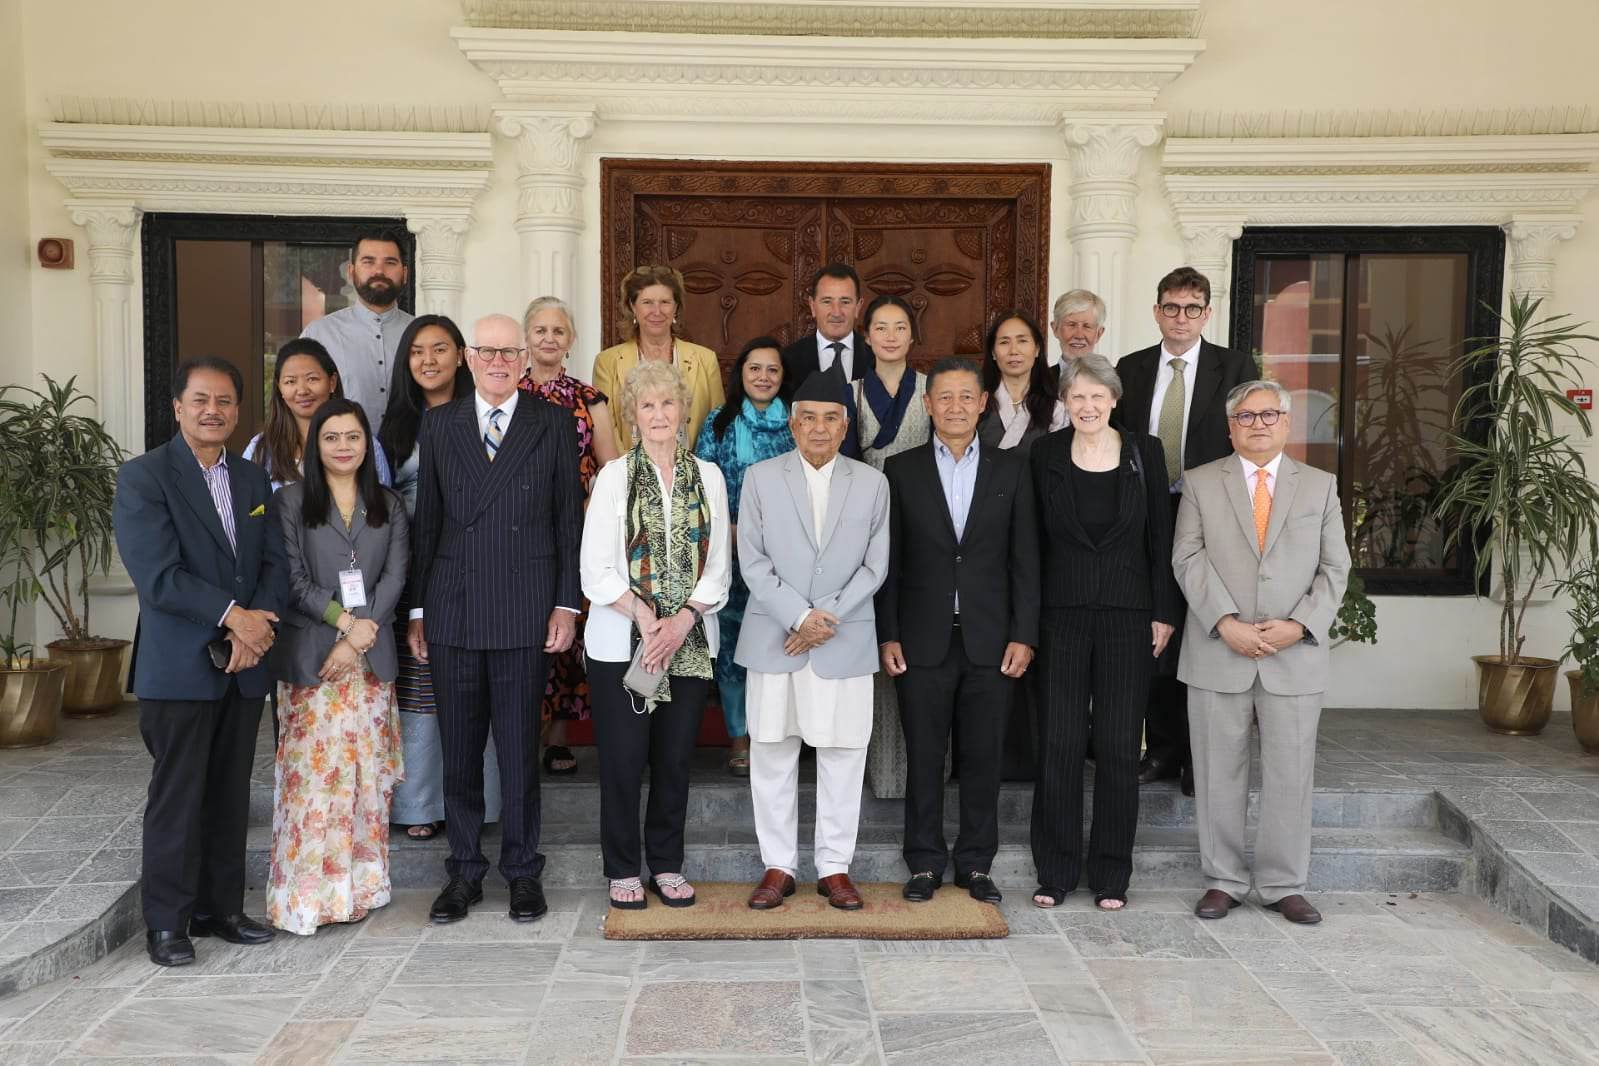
[602,161,1049,374]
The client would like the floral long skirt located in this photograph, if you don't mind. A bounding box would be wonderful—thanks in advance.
[267,670,403,936]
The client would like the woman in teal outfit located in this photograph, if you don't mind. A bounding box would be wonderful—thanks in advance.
[693,336,795,776]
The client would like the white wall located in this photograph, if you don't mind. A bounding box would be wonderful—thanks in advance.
[1,0,36,657]
[14,0,1599,707]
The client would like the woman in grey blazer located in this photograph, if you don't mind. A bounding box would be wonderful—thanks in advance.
[267,398,410,935]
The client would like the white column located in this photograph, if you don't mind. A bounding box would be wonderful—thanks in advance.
[1060,114,1163,358]
[496,107,596,309]
[1180,222,1245,345]
[65,200,141,455]
[406,213,472,322]
[1505,217,1578,305]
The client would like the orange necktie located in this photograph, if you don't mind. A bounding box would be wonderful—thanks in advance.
[1253,468,1272,552]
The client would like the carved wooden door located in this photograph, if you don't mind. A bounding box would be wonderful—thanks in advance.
[602,161,1049,375]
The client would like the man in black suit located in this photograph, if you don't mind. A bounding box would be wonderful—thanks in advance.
[878,357,1040,905]
[114,357,286,966]
[1115,266,1258,796]
[406,313,582,924]
[779,262,875,402]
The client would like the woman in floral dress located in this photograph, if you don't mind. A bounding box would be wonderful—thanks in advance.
[267,398,408,934]
[521,296,622,773]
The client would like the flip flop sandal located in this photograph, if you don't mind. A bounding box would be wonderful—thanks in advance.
[609,877,647,910]
[647,873,697,908]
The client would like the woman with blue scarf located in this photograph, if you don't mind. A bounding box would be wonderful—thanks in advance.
[694,337,796,775]
[851,295,932,799]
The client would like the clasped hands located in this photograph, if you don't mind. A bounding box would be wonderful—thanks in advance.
[221,604,278,674]
[1217,615,1304,660]
[785,610,839,657]
[319,611,379,683]
[634,599,696,673]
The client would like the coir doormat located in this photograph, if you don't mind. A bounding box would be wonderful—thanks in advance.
[602,881,1009,941]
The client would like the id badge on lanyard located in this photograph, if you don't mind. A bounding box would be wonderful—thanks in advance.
[338,549,367,609]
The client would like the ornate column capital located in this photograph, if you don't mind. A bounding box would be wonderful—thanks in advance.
[406,212,473,320]
[64,199,142,453]
[66,200,141,284]
[495,107,598,237]
[1505,216,1579,302]
[1059,115,1163,241]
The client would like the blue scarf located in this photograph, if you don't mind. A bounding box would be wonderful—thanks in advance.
[731,395,789,461]
[862,366,915,451]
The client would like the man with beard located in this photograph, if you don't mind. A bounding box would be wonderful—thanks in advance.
[301,227,414,432]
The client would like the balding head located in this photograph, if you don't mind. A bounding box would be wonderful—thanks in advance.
[472,313,523,349]
[466,312,529,406]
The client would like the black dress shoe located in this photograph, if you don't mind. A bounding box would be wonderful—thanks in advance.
[902,871,940,902]
[429,876,484,924]
[146,930,195,967]
[1180,763,1195,798]
[508,876,548,923]
[189,913,275,944]
[1137,756,1178,785]
[955,871,1003,904]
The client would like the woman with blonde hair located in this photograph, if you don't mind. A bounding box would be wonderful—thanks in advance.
[592,265,725,455]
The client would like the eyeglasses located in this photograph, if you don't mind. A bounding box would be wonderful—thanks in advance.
[1159,303,1208,320]
[469,346,527,363]
[1230,409,1284,427]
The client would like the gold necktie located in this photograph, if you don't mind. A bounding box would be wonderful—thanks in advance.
[1253,468,1272,552]
[1157,357,1186,486]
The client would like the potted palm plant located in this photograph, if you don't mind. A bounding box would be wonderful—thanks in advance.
[0,385,68,746]
[1556,559,1599,754]
[4,377,130,717]
[1432,293,1599,735]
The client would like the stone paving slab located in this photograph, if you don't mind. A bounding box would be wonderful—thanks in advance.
[0,891,1590,1065]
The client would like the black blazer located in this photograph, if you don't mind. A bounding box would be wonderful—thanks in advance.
[408,394,582,650]
[779,331,874,401]
[1030,429,1179,626]
[1114,339,1258,472]
[877,440,1040,668]
[113,438,286,701]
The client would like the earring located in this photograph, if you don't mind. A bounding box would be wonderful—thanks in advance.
[631,423,641,446]
[676,425,686,446]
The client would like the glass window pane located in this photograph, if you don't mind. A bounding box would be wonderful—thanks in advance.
[1350,253,1467,572]
[261,241,356,417]
[1251,255,1343,475]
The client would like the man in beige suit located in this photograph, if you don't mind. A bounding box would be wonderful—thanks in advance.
[1172,380,1350,925]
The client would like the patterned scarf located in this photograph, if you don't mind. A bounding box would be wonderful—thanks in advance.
[730,395,790,465]
[626,443,713,700]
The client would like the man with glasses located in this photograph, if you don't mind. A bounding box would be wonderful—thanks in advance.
[1114,267,1257,796]
[301,227,414,432]
[406,313,582,924]
[1172,381,1349,925]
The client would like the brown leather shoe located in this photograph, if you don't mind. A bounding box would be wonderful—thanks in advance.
[816,873,864,910]
[1194,889,1241,919]
[1266,894,1321,924]
[747,868,796,910]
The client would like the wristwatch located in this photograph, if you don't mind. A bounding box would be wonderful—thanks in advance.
[685,604,704,626]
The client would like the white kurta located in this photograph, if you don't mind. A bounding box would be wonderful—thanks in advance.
[743,454,874,750]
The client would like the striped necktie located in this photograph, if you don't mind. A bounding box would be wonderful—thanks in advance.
[484,407,504,462]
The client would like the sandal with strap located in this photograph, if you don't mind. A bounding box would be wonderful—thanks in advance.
[609,877,647,910]
[403,823,437,840]
[647,873,697,908]
[543,745,578,776]
[1095,892,1128,911]
[1032,885,1069,909]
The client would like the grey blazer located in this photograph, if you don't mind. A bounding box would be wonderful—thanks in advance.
[734,451,891,679]
[271,481,410,687]
[1172,454,1350,697]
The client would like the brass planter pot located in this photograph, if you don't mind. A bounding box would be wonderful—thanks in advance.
[1567,671,1599,754]
[1473,654,1560,735]
[0,660,68,748]
[47,638,131,717]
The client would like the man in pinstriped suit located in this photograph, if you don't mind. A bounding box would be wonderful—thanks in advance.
[406,314,583,925]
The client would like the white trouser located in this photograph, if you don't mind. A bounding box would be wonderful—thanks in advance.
[749,735,869,879]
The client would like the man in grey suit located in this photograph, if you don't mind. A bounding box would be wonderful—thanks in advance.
[736,371,891,911]
[1173,380,1350,926]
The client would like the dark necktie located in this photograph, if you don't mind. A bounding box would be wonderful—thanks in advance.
[827,341,845,373]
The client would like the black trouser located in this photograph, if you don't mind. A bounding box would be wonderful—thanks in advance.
[138,683,263,931]
[431,643,547,883]
[1143,490,1189,771]
[588,658,709,880]
[1031,607,1151,897]
[896,625,1013,880]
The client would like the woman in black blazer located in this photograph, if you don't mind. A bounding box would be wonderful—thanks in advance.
[1028,354,1178,911]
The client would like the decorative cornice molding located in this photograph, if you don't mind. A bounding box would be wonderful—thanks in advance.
[461,0,1204,39]
[1166,106,1597,140]
[39,124,494,170]
[1163,134,1599,175]
[452,28,1204,117]
[50,96,492,133]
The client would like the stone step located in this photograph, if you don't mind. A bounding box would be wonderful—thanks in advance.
[242,824,1468,893]
[247,775,1437,832]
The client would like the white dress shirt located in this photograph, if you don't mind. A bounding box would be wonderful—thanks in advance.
[301,301,414,432]
[794,456,837,630]
[580,455,732,662]
[815,332,854,381]
[474,388,518,441]
[1147,337,1201,489]
[1239,451,1284,500]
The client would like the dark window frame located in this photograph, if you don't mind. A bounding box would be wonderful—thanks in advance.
[141,213,416,452]
[1229,225,1504,597]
